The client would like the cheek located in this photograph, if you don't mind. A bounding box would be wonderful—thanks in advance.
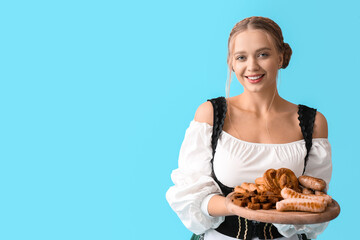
[265,61,279,73]
[235,68,246,79]
[233,62,245,72]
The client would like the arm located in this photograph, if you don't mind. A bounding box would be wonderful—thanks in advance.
[207,195,233,216]
[194,101,234,217]
[305,111,332,191]
[313,111,328,139]
[274,111,332,239]
[166,101,226,234]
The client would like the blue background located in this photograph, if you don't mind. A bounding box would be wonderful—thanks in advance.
[0,0,358,239]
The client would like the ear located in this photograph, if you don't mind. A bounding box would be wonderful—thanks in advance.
[278,54,284,69]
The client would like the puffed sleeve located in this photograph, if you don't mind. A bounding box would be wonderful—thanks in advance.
[165,120,225,235]
[274,138,332,239]
[303,139,332,191]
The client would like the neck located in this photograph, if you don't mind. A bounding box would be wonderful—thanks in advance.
[234,87,282,115]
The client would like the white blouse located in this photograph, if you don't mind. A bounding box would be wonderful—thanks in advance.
[166,120,332,239]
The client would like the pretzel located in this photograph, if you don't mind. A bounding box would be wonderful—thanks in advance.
[276,168,300,192]
[263,169,282,194]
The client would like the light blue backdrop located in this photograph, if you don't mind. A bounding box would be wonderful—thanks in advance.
[0,0,358,239]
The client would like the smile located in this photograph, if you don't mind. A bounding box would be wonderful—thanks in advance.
[245,74,265,83]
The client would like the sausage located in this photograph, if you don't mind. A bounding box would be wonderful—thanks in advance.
[281,187,329,206]
[302,187,314,195]
[315,191,333,205]
[276,198,326,212]
[298,175,326,191]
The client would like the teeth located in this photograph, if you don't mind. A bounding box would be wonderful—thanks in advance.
[248,75,263,80]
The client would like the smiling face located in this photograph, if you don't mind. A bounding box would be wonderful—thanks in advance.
[231,29,283,93]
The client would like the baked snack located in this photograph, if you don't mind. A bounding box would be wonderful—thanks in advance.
[263,168,300,194]
[276,168,300,192]
[264,169,281,194]
[234,185,248,194]
[255,177,265,185]
[231,191,283,210]
[231,168,332,214]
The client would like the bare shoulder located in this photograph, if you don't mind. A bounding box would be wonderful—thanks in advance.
[313,111,328,138]
[194,101,213,126]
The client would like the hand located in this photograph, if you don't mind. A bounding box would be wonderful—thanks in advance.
[207,194,234,217]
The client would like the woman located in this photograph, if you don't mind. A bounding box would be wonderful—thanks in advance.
[166,16,332,240]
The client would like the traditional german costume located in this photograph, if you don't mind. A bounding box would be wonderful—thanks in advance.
[166,97,332,240]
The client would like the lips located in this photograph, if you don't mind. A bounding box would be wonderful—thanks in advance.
[245,74,265,83]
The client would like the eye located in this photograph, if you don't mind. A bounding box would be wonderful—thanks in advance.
[236,55,246,61]
[259,52,269,58]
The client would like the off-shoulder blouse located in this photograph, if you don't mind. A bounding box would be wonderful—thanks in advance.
[166,120,332,239]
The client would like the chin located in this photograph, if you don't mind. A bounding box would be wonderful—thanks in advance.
[245,88,264,93]
[243,84,272,93]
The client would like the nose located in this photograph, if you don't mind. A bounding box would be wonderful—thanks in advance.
[247,57,260,71]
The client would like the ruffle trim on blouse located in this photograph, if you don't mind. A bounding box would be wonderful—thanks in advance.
[189,119,329,147]
[209,97,227,153]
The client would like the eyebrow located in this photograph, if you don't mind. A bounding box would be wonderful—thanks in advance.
[234,47,272,55]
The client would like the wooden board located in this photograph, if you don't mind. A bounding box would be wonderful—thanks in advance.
[226,192,340,224]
